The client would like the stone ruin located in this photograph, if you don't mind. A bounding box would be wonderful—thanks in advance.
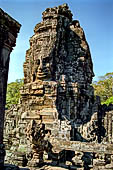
[4,4,113,170]
[0,7,21,169]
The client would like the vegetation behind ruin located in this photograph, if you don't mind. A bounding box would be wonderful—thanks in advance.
[92,72,113,105]
[6,72,113,109]
[6,79,23,109]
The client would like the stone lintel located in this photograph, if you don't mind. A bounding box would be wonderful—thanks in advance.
[0,8,21,36]
[0,8,21,49]
[52,139,113,154]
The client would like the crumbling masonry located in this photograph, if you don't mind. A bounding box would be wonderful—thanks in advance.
[4,4,113,170]
[0,8,21,169]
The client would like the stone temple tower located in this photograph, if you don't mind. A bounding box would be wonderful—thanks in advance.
[6,4,113,169]
[22,3,95,125]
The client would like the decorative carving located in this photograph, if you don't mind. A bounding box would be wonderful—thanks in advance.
[4,4,113,170]
[26,120,52,166]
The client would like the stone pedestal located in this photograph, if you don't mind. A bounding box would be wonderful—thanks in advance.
[0,8,21,167]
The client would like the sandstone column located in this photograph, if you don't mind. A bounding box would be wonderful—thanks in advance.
[0,8,21,167]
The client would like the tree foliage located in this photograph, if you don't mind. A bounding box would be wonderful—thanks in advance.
[6,79,24,109]
[6,73,113,108]
[92,72,113,105]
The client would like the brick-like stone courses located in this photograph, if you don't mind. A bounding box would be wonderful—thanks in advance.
[21,3,95,128]
[4,4,113,170]
[98,105,113,144]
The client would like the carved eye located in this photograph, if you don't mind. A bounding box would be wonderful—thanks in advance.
[43,57,49,63]
[37,59,40,65]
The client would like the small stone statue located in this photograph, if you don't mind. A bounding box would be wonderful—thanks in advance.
[26,120,53,167]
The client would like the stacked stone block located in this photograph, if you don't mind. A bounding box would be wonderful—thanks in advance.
[4,4,113,170]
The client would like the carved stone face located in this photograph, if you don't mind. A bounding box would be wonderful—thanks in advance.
[36,54,52,80]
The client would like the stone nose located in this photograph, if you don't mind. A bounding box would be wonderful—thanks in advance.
[38,58,44,72]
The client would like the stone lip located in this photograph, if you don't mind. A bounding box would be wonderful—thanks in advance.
[0,8,21,36]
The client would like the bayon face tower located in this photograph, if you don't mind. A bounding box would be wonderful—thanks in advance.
[18,4,97,166]
[22,3,95,125]
[5,4,113,169]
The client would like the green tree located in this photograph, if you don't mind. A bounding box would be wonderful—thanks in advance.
[6,79,24,109]
[92,72,113,105]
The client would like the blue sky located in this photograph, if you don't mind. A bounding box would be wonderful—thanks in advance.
[0,0,113,83]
